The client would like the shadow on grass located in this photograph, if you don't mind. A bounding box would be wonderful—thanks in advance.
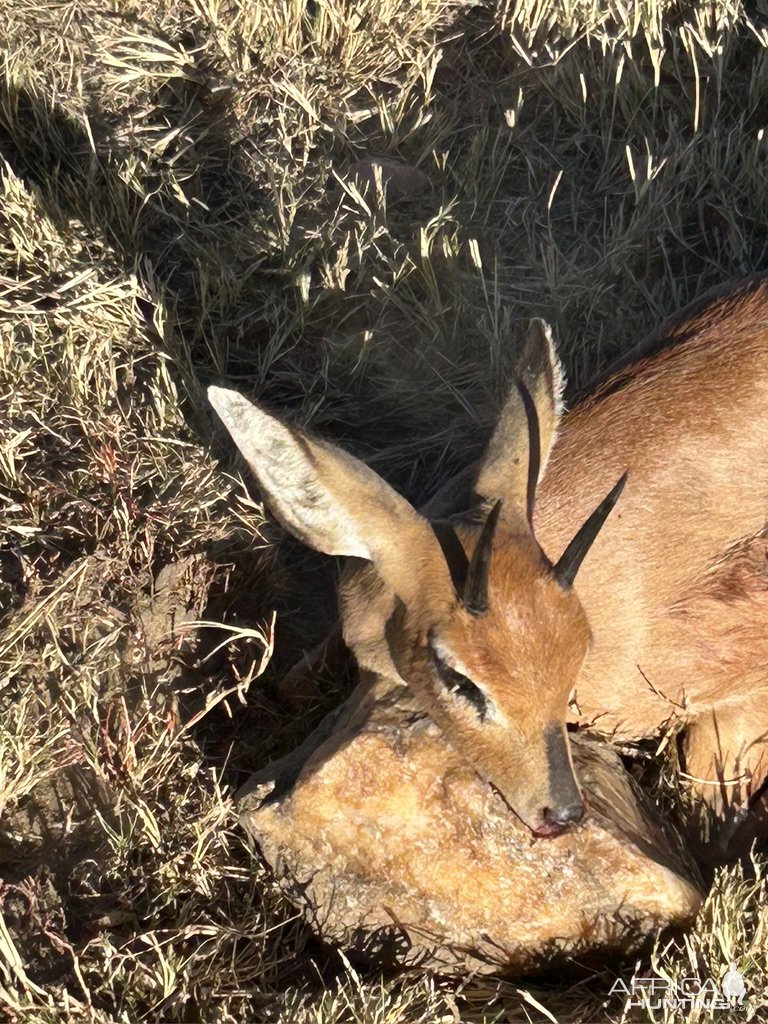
[2,8,768,1010]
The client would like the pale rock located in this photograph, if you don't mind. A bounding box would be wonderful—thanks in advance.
[239,673,702,974]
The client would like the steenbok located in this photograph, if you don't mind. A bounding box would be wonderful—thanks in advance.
[209,273,768,838]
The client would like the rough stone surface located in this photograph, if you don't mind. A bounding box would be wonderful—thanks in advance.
[239,673,702,975]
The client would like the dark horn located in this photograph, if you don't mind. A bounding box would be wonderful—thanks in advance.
[463,500,503,615]
[430,520,469,596]
[553,472,628,589]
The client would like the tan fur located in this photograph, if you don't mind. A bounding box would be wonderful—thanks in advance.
[534,274,768,811]
[210,273,768,836]
[379,526,591,831]
[340,276,768,821]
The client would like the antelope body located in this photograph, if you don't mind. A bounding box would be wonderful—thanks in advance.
[540,275,768,815]
[209,273,768,839]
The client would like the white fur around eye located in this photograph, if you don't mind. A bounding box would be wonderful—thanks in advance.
[429,638,475,683]
[427,637,506,725]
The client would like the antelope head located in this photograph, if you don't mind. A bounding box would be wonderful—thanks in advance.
[208,321,625,838]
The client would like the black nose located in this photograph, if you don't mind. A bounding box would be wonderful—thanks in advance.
[543,801,584,827]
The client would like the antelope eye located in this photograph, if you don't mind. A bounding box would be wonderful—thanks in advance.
[428,641,490,721]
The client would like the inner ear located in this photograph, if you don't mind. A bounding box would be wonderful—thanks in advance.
[208,386,456,615]
[519,318,565,468]
[474,319,564,523]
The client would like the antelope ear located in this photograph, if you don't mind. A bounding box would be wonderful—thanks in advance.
[518,318,565,471]
[474,319,565,519]
[208,387,454,613]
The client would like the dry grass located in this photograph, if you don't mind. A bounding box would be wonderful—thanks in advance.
[2,0,768,1020]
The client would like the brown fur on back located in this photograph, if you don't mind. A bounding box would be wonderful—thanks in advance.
[534,274,768,744]
[574,272,768,407]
